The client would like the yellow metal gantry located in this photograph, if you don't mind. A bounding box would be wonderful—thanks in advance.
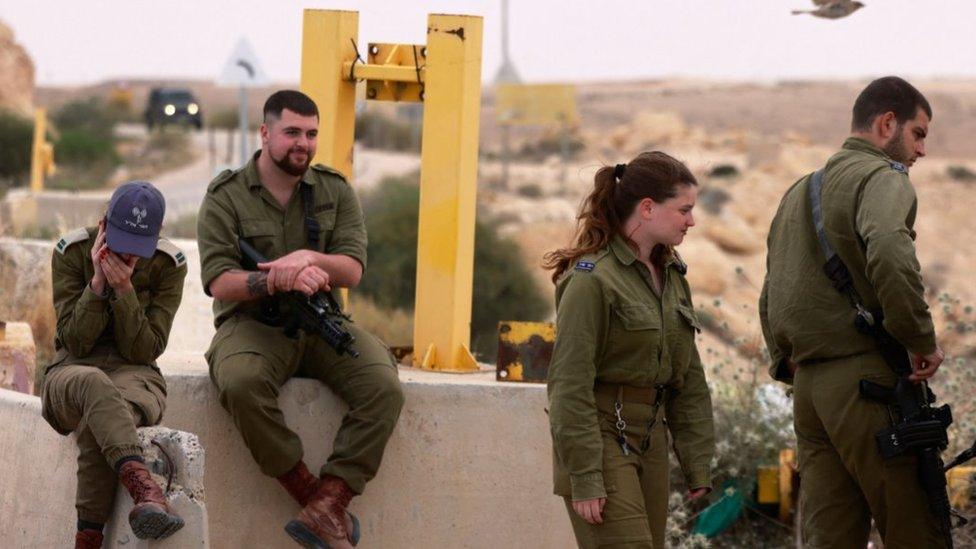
[299,9,483,372]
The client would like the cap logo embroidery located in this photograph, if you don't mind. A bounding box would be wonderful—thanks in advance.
[128,206,149,228]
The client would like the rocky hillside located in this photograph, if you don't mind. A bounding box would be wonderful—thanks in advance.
[479,80,976,379]
[0,19,34,116]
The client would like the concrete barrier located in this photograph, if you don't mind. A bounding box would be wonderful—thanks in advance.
[104,427,209,548]
[0,389,209,548]
[0,321,35,393]
[1,365,574,548]
[0,188,110,236]
[159,366,574,549]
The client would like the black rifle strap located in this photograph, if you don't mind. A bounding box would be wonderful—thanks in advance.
[301,183,321,250]
[809,169,836,260]
[808,169,874,321]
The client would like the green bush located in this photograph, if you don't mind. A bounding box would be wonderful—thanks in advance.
[355,111,420,152]
[55,129,119,166]
[516,130,585,161]
[0,109,34,182]
[359,172,551,360]
[51,98,120,171]
[52,97,117,140]
[516,183,543,198]
[947,165,976,182]
[207,108,259,131]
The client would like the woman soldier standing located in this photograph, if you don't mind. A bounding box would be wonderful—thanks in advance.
[544,152,715,548]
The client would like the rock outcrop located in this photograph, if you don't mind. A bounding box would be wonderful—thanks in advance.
[0,19,34,116]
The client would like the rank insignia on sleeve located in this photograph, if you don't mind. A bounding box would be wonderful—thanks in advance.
[889,161,908,174]
[575,260,595,272]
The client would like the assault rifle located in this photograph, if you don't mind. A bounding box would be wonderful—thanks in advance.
[239,238,359,358]
[856,309,960,547]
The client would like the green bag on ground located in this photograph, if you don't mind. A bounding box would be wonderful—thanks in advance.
[692,479,744,538]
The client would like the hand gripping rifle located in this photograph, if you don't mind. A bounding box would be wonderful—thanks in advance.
[238,238,359,358]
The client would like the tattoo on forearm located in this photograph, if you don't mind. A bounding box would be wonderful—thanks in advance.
[246,272,269,297]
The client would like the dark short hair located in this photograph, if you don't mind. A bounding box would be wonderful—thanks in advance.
[851,76,932,131]
[263,90,318,123]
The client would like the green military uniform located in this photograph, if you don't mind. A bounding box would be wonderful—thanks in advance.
[760,137,944,548]
[197,152,403,494]
[548,234,715,549]
[41,226,187,524]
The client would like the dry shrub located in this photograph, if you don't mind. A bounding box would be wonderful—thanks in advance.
[347,296,413,349]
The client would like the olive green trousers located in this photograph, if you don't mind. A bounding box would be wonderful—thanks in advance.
[206,316,404,494]
[564,391,669,549]
[41,362,166,523]
[794,352,945,548]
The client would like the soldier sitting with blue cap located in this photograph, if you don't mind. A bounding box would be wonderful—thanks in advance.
[42,181,188,548]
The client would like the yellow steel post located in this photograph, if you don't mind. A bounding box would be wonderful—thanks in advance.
[30,108,52,193]
[300,9,358,179]
[300,9,359,307]
[413,14,483,371]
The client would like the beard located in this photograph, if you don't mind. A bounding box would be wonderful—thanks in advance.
[882,129,911,165]
[271,148,311,177]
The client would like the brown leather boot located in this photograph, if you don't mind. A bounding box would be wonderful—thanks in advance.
[284,474,361,548]
[277,460,320,507]
[74,529,103,549]
[117,460,185,540]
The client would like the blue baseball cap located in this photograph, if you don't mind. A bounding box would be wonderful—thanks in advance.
[105,181,166,258]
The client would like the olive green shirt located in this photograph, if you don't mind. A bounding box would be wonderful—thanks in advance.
[761,138,936,383]
[49,226,188,372]
[548,235,715,501]
[197,152,367,327]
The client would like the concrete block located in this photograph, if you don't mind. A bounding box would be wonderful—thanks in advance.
[159,366,575,549]
[0,321,35,394]
[0,388,78,548]
[1,357,575,548]
[104,427,209,548]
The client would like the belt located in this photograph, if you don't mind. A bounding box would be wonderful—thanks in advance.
[594,382,662,405]
[798,350,872,367]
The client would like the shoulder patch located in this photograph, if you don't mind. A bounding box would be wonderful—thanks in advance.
[888,160,908,174]
[206,168,238,193]
[155,238,187,267]
[310,164,348,181]
[55,227,91,255]
[575,260,596,273]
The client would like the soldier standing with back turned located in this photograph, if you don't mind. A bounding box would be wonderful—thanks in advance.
[761,76,946,547]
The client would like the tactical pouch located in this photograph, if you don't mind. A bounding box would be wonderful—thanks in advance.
[875,415,951,460]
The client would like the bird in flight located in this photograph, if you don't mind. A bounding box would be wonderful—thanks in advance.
[792,0,865,19]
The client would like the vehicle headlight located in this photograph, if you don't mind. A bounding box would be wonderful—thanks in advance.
[187,103,199,115]
[164,104,176,116]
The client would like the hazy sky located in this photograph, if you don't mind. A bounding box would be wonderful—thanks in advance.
[2,1,974,86]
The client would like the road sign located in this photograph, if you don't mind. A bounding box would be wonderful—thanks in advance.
[496,84,578,126]
[219,37,269,88]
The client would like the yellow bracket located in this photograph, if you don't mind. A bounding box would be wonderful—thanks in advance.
[341,43,426,103]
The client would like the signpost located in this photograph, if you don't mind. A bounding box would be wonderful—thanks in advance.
[219,38,268,165]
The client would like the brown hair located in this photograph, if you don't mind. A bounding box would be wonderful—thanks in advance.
[543,151,697,283]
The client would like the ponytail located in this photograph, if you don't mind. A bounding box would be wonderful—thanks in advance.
[542,165,624,283]
[543,151,697,284]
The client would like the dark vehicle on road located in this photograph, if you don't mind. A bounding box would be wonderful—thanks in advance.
[145,88,203,129]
